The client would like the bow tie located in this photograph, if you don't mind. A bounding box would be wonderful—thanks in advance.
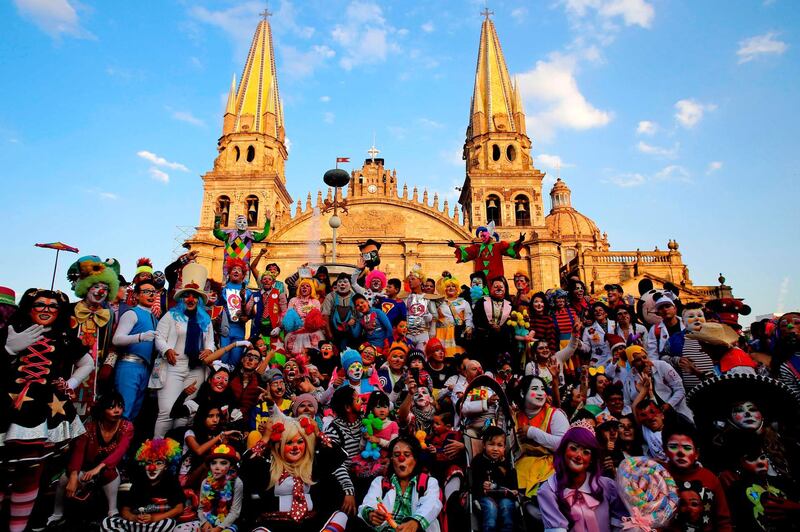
[74,301,111,327]
[564,488,601,509]
[589,366,605,377]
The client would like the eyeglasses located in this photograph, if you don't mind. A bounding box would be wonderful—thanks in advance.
[139,289,158,296]
[32,303,58,311]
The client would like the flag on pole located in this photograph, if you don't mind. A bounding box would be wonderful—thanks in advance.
[35,242,79,253]
[336,157,350,163]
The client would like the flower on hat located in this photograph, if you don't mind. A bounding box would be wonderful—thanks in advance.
[270,422,286,442]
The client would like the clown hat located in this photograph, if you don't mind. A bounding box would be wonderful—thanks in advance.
[0,286,17,307]
[208,443,239,463]
[341,348,362,370]
[174,263,209,303]
[67,256,121,300]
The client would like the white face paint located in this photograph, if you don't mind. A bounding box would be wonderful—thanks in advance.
[144,460,166,481]
[347,362,363,381]
[235,215,247,231]
[87,283,109,305]
[471,278,484,288]
[683,308,706,332]
[414,387,433,408]
[526,380,547,410]
[731,401,764,431]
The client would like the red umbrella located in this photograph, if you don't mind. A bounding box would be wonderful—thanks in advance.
[35,242,79,289]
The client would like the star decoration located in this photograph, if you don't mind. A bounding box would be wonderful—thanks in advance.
[48,394,67,417]
[704,503,712,512]
[9,391,33,409]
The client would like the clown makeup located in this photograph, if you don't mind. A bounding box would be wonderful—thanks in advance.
[144,459,166,481]
[564,442,592,474]
[137,283,157,308]
[490,280,506,299]
[731,401,764,431]
[683,308,706,333]
[391,441,416,480]
[207,291,218,305]
[295,399,317,417]
[413,387,433,409]
[229,266,244,284]
[741,451,770,477]
[388,350,406,372]
[639,403,665,432]
[395,321,408,336]
[30,297,59,326]
[514,276,529,292]
[335,278,351,294]
[269,377,286,399]
[485,435,506,461]
[555,297,566,309]
[284,360,299,380]
[319,343,335,360]
[242,351,261,371]
[235,215,247,231]
[665,435,698,470]
[299,282,312,298]
[360,347,376,366]
[261,274,275,290]
[615,308,631,326]
[209,371,229,393]
[678,491,703,523]
[282,433,307,464]
[471,277,484,289]
[373,403,390,420]
[369,277,384,291]
[428,345,445,364]
[87,283,109,306]
[478,229,491,244]
[572,283,585,299]
[347,362,364,381]
[444,283,458,298]
[183,293,199,311]
[532,296,545,313]
[209,457,231,481]
[526,379,547,410]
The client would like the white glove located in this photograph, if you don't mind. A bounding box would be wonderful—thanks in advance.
[270,327,281,336]
[184,399,199,415]
[235,340,251,348]
[229,408,243,422]
[5,324,49,355]
[138,331,157,343]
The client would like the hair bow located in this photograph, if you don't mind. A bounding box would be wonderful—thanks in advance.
[298,416,316,435]
[270,422,286,442]
[588,366,605,377]
[211,360,232,373]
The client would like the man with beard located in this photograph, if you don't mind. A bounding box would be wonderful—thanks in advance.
[216,258,252,367]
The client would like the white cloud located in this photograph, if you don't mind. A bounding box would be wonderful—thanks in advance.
[323,111,335,124]
[282,44,335,78]
[87,188,119,200]
[654,164,690,182]
[417,117,444,129]
[517,53,612,138]
[319,95,331,103]
[331,1,400,70]
[706,161,723,174]
[636,141,678,158]
[563,0,655,28]
[168,108,205,127]
[511,7,528,21]
[136,150,189,172]
[13,0,94,39]
[674,98,716,129]
[148,168,170,183]
[421,21,434,33]
[285,137,292,153]
[536,153,573,171]
[636,120,657,135]
[737,32,788,64]
[607,172,646,187]
[273,0,315,39]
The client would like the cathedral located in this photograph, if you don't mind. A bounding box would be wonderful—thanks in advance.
[186,12,728,302]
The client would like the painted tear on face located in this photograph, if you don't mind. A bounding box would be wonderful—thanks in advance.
[347,362,363,381]
[731,401,764,431]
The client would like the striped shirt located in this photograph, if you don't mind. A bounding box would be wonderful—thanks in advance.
[324,417,362,495]
[679,338,716,392]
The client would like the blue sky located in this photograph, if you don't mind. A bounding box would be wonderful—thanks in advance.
[1,0,797,324]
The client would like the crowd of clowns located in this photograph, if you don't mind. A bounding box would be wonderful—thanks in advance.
[1,220,800,532]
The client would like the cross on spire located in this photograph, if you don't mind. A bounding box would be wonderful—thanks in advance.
[481,7,494,19]
[367,144,380,160]
[260,6,272,21]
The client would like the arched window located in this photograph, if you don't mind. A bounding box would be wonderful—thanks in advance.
[245,195,259,226]
[216,195,231,227]
[233,146,240,161]
[486,194,501,225]
[514,194,530,226]
[506,145,517,161]
[492,144,501,161]
[246,145,255,162]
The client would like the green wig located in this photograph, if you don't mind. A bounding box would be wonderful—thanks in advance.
[68,256,121,300]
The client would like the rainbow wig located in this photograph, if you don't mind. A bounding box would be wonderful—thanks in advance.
[135,438,182,472]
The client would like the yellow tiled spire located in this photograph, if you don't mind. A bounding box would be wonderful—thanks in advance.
[469,13,517,137]
[225,73,236,115]
[231,16,283,137]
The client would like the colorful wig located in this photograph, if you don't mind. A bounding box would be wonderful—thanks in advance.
[296,278,317,299]
[69,256,121,300]
[135,438,182,472]
[365,269,387,290]
[225,257,248,275]
[553,427,602,501]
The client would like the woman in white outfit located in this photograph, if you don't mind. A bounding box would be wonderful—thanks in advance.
[153,264,216,438]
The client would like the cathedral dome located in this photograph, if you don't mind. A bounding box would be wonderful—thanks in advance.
[545,178,603,240]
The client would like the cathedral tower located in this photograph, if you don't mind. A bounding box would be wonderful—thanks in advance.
[188,13,292,277]
[458,11,547,237]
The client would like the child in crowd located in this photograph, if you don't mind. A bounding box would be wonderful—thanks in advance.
[471,426,518,532]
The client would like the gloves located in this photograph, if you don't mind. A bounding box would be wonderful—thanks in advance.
[230,409,243,422]
[234,340,251,348]
[5,324,49,355]
[270,327,281,336]
[138,331,157,343]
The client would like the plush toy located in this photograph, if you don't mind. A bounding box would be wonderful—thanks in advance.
[415,429,428,450]
[507,309,531,336]
[636,279,681,326]
[361,413,384,460]
[705,298,751,331]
